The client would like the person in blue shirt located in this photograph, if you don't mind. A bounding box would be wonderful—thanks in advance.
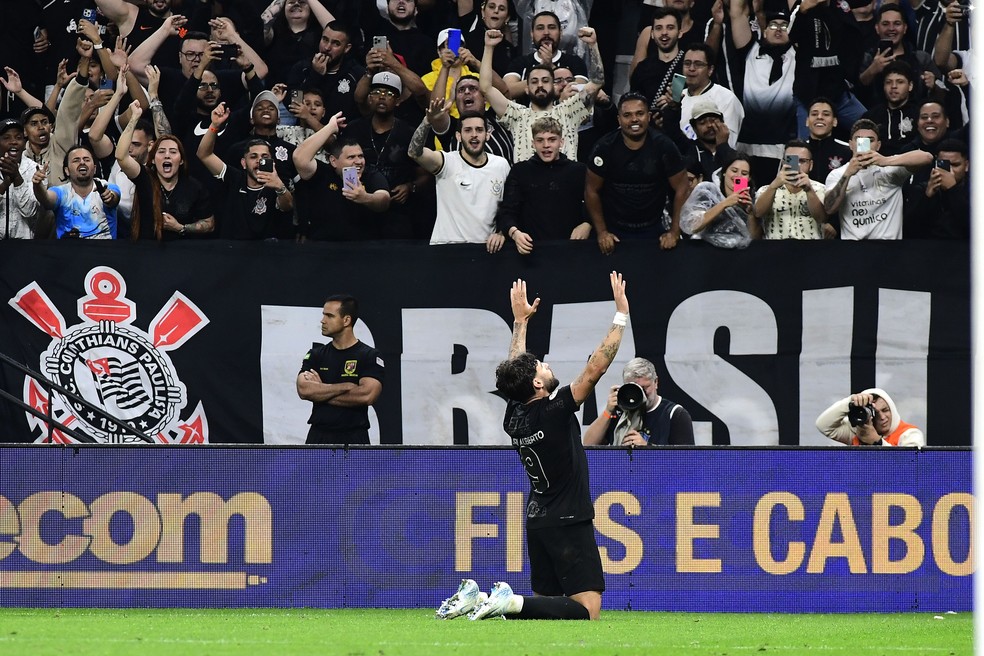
[32,144,121,239]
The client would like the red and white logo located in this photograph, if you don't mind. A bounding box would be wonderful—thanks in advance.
[9,267,210,444]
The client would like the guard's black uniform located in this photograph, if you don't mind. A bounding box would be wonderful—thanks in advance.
[503,385,604,596]
[301,340,384,444]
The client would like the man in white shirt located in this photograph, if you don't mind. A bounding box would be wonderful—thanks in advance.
[823,118,932,240]
[408,100,509,250]
[679,44,743,148]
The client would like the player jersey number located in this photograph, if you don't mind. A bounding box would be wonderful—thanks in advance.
[519,445,549,494]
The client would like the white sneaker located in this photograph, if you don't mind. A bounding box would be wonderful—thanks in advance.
[436,579,486,619]
[468,581,513,620]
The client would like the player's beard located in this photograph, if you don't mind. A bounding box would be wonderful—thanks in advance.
[544,374,559,394]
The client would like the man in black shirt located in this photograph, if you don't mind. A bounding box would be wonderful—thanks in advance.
[287,21,365,122]
[345,72,423,238]
[296,294,384,445]
[197,103,295,240]
[438,273,629,621]
[495,117,589,253]
[586,92,688,254]
[805,98,852,183]
[293,112,392,240]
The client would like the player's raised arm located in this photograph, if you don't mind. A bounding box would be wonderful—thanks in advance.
[569,272,629,405]
[507,279,541,359]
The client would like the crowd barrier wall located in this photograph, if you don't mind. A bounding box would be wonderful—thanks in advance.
[0,239,970,445]
[0,445,970,612]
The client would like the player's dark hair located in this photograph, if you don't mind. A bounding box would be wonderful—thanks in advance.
[326,294,359,326]
[495,352,538,402]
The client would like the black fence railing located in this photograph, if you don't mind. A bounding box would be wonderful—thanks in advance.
[0,351,153,444]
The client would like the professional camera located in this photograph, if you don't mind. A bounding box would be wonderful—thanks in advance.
[616,382,647,413]
[847,402,876,427]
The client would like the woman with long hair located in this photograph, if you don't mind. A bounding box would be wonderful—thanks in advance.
[115,101,214,240]
[680,154,760,248]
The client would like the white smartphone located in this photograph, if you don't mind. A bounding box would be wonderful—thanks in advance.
[342,166,359,188]
[856,137,871,153]
[372,35,388,51]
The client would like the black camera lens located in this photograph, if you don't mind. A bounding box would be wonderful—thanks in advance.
[617,382,647,413]
[847,402,876,427]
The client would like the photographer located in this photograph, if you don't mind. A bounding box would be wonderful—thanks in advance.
[815,388,925,446]
[583,357,694,447]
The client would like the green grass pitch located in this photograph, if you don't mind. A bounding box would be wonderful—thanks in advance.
[0,609,971,655]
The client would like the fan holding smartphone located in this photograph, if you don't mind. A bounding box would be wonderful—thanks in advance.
[679,153,756,248]
[752,141,828,239]
[822,119,934,239]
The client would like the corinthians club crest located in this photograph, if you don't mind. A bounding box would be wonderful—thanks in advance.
[9,267,210,444]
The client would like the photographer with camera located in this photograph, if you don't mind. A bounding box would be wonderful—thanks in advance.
[815,387,925,446]
[583,357,693,447]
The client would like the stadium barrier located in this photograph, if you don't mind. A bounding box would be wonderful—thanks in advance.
[0,445,969,612]
[0,239,970,446]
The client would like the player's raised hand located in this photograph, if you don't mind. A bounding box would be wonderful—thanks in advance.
[510,279,540,323]
[610,271,628,315]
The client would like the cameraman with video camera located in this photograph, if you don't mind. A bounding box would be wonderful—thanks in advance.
[815,387,925,446]
[583,357,694,447]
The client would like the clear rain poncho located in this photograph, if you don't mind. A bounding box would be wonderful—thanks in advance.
[680,181,753,249]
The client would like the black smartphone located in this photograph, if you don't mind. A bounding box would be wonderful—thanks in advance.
[784,154,800,171]
[290,89,303,106]
[936,158,951,171]
[217,43,239,60]
[878,39,893,55]
[258,157,274,173]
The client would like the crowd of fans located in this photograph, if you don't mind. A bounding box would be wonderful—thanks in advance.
[0,0,971,249]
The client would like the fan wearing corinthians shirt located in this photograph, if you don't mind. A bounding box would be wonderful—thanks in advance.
[823,118,932,240]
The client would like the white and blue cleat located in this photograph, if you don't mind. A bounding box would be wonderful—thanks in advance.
[436,579,487,619]
[468,581,513,620]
